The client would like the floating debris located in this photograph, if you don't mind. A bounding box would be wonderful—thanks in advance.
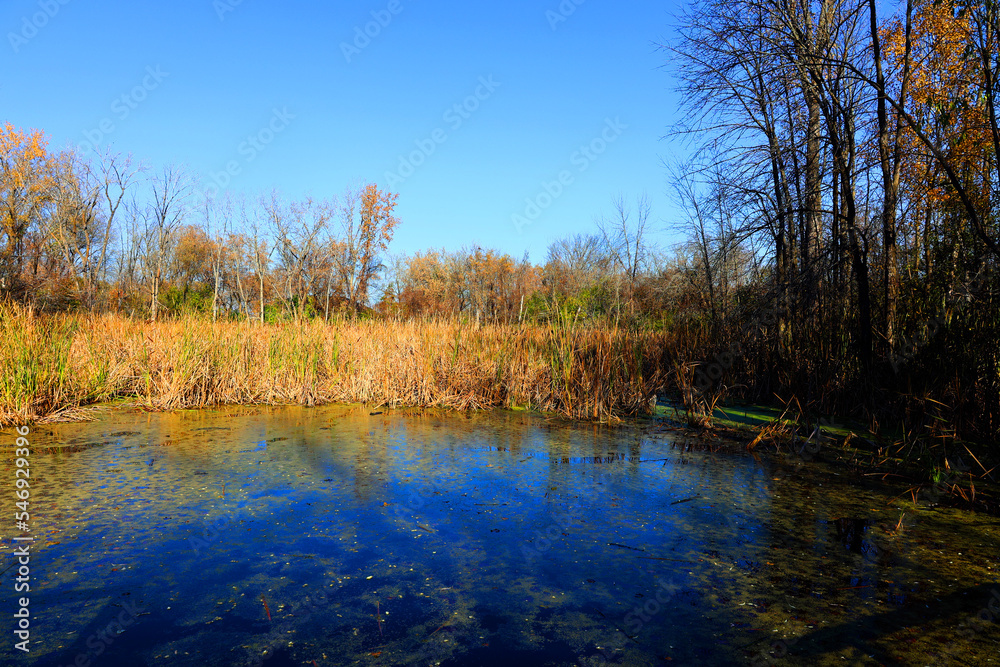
[261,595,271,622]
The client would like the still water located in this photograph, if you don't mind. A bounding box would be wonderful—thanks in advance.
[2,405,998,666]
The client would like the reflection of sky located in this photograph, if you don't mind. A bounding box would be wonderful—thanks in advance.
[2,406,997,666]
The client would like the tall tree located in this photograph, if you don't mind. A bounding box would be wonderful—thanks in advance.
[597,193,652,317]
[0,123,54,300]
[142,166,190,321]
[335,183,400,314]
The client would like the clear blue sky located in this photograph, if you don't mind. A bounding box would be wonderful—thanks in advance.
[1,0,686,263]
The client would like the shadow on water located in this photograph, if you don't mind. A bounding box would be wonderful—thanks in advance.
[832,517,873,555]
[1,404,998,666]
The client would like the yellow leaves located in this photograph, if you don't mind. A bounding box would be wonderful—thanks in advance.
[0,122,55,240]
[880,0,993,213]
[0,122,52,191]
[883,0,976,113]
[901,2,972,107]
[340,183,401,311]
[358,182,400,246]
[0,122,48,165]
[398,246,539,320]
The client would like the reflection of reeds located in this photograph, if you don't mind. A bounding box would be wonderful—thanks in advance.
[0,303,669,424]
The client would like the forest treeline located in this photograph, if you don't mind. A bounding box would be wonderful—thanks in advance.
[667,0,999,445]
[0,127,678,325]
[2,0,999,446]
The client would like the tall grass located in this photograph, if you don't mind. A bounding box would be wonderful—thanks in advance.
[0,305,78,422]
[0,303,672,424]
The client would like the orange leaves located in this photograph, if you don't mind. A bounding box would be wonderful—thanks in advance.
[0,122,51,192]
[359,183,399,247]
[172,224,220,286]
[0,122,47,162]
[397,246,539,321]
[339,183,401,312]
[356,182,399,261]
[880,0,994,213]
[884,0,973,111]
[0,122,56,258]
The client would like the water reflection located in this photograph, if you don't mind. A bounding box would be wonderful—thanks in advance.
[0,405,997,666]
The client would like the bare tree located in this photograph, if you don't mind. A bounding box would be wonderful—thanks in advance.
[671,169,720,323]
[597,193,652,316]
[91,150,141,310]
[48,150,141,311]
[272,195,333,321]
[249,193,278,323]
[202,193,235,321]
[142,166,190,321]
[545,233,609,294]
[47,151,101,307]
[226,194,255,320]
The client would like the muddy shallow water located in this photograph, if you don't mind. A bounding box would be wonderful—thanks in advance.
[1,405,998,666]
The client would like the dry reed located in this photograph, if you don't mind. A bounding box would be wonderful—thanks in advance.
[0,303,671,424]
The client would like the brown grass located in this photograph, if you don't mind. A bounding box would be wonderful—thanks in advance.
[0,303,672,424]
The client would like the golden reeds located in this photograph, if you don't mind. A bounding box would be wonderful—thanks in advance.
[0,303,670,424]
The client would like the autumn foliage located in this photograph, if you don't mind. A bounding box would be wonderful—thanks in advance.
[3,0,1000,446]
[671,0,999,445]
[0,123,54,297]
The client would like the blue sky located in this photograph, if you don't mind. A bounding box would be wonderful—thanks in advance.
[1,0,686,262]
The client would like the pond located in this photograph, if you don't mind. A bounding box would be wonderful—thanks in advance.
[2,405,998,666]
